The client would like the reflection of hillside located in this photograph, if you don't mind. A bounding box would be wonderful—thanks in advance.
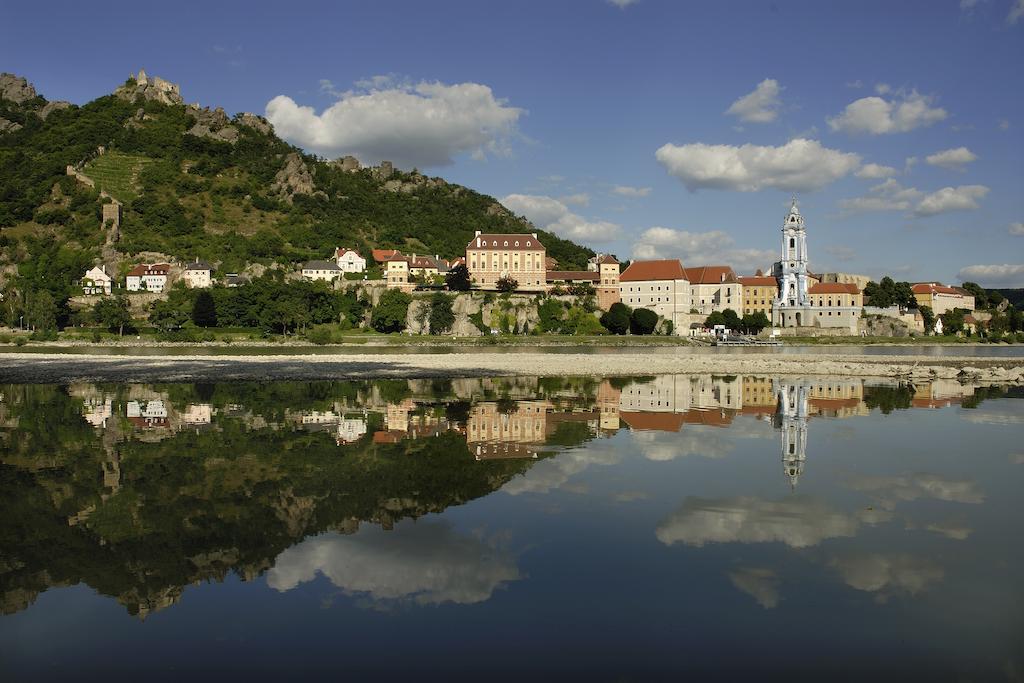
[0,375,1007,620]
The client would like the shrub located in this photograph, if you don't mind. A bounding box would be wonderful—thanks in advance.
[371,289,412,333]
[600,302,632,335]
[630,308,658,335]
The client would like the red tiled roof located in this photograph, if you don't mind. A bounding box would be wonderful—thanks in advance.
[683,265,737,284]
[620,411,686,432]
[547,270,598,282]
[596,254,619,265]
[620,259,686,282]
[911,282,967,296]
[738,276,778,287]
[681,409,734,427]
[127,263,170,277]
[335,247,362,258]
[372,249,402,263]
[809,282,860,294]
[467,233,545,250]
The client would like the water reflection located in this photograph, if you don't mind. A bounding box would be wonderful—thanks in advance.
[0,374,1021,678]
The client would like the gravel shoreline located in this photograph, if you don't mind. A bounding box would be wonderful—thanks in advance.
[1,351,1022,384]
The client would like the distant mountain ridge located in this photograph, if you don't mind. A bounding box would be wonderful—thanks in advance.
[0,70,594,275]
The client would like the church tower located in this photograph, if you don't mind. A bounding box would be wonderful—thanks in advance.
[772,198,811,327]
[773,381,809,489]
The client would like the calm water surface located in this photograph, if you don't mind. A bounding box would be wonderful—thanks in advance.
[1,375,1022,680]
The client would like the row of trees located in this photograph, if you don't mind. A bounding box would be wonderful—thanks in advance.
[599,303,659,335]
[703,309,771,335]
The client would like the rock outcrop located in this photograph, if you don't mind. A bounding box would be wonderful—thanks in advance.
[0,118,22,135]
[115,69,184,106]
[185,105,238,143]
[271,152,325,203]
[235,112,273,136]
[38,100,71,119]
[0,73,38,104]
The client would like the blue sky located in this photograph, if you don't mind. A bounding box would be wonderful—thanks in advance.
[3,0,1023,285]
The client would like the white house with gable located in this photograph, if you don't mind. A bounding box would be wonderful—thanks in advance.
[335,247,366,273]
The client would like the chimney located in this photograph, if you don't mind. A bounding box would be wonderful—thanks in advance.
[532,232,537,239]
[721,273,725,282]
[475,230,481,237]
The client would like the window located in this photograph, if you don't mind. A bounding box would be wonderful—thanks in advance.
[789,237,795,248]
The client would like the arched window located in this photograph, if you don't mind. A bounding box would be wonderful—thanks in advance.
[789,237,795,249]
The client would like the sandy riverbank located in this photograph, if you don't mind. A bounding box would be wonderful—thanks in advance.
[1,351,1022,384]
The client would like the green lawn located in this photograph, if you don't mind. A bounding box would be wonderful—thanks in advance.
[81,151,154,202]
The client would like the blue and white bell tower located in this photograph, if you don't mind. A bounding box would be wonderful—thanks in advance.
[772,198,811,327]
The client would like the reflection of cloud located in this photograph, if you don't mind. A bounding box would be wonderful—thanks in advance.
[501,441,621,495]
[633,429,732,461]
[656,496,859,548]
[961,407,1024,425]
[613,490,649,503]
[1010,453,1024,465]
[829,553,943,600]
[848,473,984,509]
[925,519,972,540]
[267,520,521,606]
[729,567,781,608]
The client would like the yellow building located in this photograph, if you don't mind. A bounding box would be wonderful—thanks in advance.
[737,275,778,317]
[466,231,546,291]
[384,255,412,290]
[911,283,975,315]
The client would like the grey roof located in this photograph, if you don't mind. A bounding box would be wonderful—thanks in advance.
[302,260,341,270]
[185,260,213,270]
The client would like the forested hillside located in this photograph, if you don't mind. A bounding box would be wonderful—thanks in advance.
[0,72,593,277]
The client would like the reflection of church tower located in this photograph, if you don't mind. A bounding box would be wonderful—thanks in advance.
[773,382,809,489]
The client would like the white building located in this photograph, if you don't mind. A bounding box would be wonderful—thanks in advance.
[126,263,170,292]
[81,265,113,295]
[301,260,342,282]
[619,259,692,334]
[774,381,809,489]
[772,199,812,327]
[181,260,213,288]
[335,247,367,273]
[683,265,741,316]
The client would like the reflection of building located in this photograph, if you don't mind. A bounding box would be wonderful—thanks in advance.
[126,399,169,428]
[774,382,809,489]
[467,400,550,459]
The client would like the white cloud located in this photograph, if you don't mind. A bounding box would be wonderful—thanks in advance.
[925,146,978,170]
[855,163,898,179]
[959,0,982,9]
[839,179,923,214]
[500,193,620,242]
[1010,222,1024,235]
[608,0,639,7]
[631,226,776,273]
[960,405,1024,424]
[875,83,892,95]
[925,520,972,540]
[1009,0,1024,23]
[560,192,590,206]
[914,185,989,216]
[956,264,1024,288]
[725,79,783,123]
[998,118,1010,130]
[655,495,860,548]
[827,91,948,135]
[265,77,523,167]
[266,521,521,606]
[728,567,781,609]
[612,185,652,198]
[845,80,864,89]
[824,245,857,262]
[500,439,622,495]
[656,138,860,192]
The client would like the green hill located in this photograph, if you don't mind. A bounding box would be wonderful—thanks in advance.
[0,72,594,277]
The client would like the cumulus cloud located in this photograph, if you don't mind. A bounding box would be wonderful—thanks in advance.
[728,567,781,609]
[612,185,652,198]
[656,138,860,192]
[655,495,860,548]
[265,77,523,168]
[500,194,620,242]
[631,428,735,462]
[1009,0,1024,23]
[501,440,622,495]
[958,398,1024,421]
[914,185,989,216]
[266,521,521,606]
[827,91,948,135]
[925,519,972,540]
[560,192,590,206]
[855,163,898,179]
[847,472,984,509]
[631,226,776,273]
[925,146,978,170]
[725,79,783,123]
[840,181,988,217]
[828,553,944,599]
[1010,223,1024,235]
[608,0,639,7]
[824,245,857,262]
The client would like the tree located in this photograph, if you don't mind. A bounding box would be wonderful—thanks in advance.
[919,305,935,334]
[371,289,412,333]
[599,302,632,335]
[93,295,133,336]
[893,281,916,309]
[940,308,966,335]
[445,264,471,291]
[568,281,595,297]
[149,299,189,333]
[496,275,519,293]
[630,308,658,335]
[722,308,741,330]
[704,311,726,328]
[960,282,988,309]
[25,290,58,332]
[428,292,455,334]
[191,290,218,328]
[741,311,770,334]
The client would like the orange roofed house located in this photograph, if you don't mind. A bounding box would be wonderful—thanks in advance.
[911,283,975,315]
[738,274,778,317]
[619,260,692,334]
[126,263,171,292]
[466,231,546,291]
[683,265,740,316]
